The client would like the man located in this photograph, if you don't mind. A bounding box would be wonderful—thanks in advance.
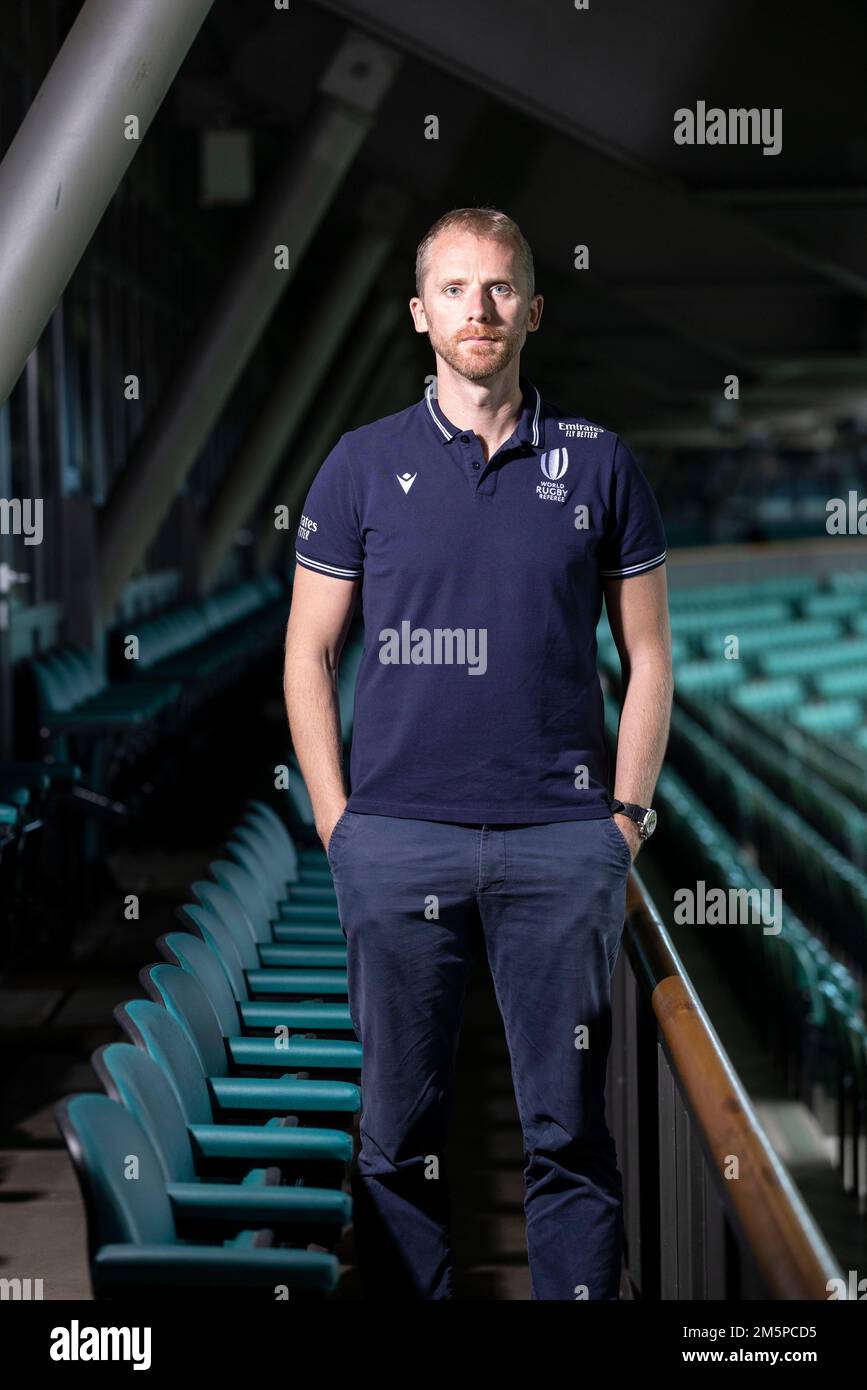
[283,206,672,1300]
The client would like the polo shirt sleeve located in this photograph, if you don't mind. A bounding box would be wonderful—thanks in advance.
[294,433,364,581]
[598,435,667,579]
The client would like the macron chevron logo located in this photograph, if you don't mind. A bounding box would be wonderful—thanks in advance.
[396,472,417,494]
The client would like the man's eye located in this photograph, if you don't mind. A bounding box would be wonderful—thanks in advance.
[493,284,512,294]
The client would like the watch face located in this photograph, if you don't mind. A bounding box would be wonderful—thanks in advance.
[642,809,657,839]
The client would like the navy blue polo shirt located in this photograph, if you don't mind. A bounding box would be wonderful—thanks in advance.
[295,374,666,823]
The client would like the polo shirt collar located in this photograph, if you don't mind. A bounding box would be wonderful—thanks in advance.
[423,374,544,449]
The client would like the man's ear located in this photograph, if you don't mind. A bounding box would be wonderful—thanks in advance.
[409,296,428,333]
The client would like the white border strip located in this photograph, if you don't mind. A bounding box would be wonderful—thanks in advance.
[601,550,667,578]
[425,382,453,440]
[295,551,362,579]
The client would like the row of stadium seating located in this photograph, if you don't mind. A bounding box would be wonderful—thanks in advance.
[664,704,867,970]
[666,571,867,611]
[31,576,288,760]
[603,696,867,1208]
[55,797,360,1299]
[735,707,867,814]
[657,571,867,751]
[677,695,867,864]
[598,569,867,968]
[2,578,294,962]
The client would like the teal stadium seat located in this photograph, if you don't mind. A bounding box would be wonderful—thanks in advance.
[116,997,359,1122]
[189,880,350,999]
[54,1093,339,1298]
[138,962,362,1080]
[90,1043,350,1240]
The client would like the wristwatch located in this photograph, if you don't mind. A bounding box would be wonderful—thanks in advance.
[611,799,657,841]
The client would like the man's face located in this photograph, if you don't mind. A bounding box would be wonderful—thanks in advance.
[410,231,542,382]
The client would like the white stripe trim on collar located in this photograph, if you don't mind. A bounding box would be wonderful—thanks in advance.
[425,379,542,445]
[529,383,541,446]
[424,382,453,440]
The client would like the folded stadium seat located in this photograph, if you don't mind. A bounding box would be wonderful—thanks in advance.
[183,886,350,1001]
[738,711,867,814]
[37,644,180,728]
[225,834,340,930]
[801,591,865,622]
[0,779,31,817]
[760,637,867,679]
[208,859,346,965]
[813,985,867,1196]
[698,618,841,663]
[56,645,180,718]
[650,765,839,1104]
[800,937,862,1013]
[30,647,181,799]
[737,774,867,970]
[684,695,867,869]
[240,822,334,902]
[98,1026,352,1177]
[238,809,335,898]
[771,927,830,1095]
[242,800,331,867]
[156,926,354,1042]
[670,706,867,967]
[829,571,867,592]
[730,677,806,716]
[670,600,793,641]
[246,799,331,879]
[92,1042,350,1245]
[139,963,361,1079]
[630,694,861,1044]
[165,911,353,1035]
[793,700,864,736]
[669,576,817,610]
[666,708,755,839]
[116,998,359,1125]
[815,667,867,700]
[55,1093,339,1298]
[279,759,319,845]
[229,823,337,909]
[671,660,745,699]
[113,579,289,703]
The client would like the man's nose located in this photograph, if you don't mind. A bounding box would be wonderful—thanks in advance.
[465,293,491,319]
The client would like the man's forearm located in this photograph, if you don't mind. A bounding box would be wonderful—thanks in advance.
[612,658,673,807]
[284,654,348,838]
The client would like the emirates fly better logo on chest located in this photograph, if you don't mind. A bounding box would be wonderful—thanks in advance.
[536,448,569,503]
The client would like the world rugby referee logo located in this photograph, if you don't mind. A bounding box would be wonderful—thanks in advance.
[537,447,569,502]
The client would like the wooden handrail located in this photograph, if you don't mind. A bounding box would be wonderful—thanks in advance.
[624,869,845,1300]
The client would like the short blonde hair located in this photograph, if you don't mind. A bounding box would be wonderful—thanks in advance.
[415,206,535,300]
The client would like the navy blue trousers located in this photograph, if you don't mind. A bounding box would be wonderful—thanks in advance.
[326,811,632,1300]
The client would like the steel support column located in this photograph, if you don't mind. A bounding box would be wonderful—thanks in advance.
[199,225,394,590]
[256,297,401,573]
[97,34,399,623]
[0,0,215,408]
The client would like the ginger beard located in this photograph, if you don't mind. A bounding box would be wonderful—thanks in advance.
[425,311,528,383]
